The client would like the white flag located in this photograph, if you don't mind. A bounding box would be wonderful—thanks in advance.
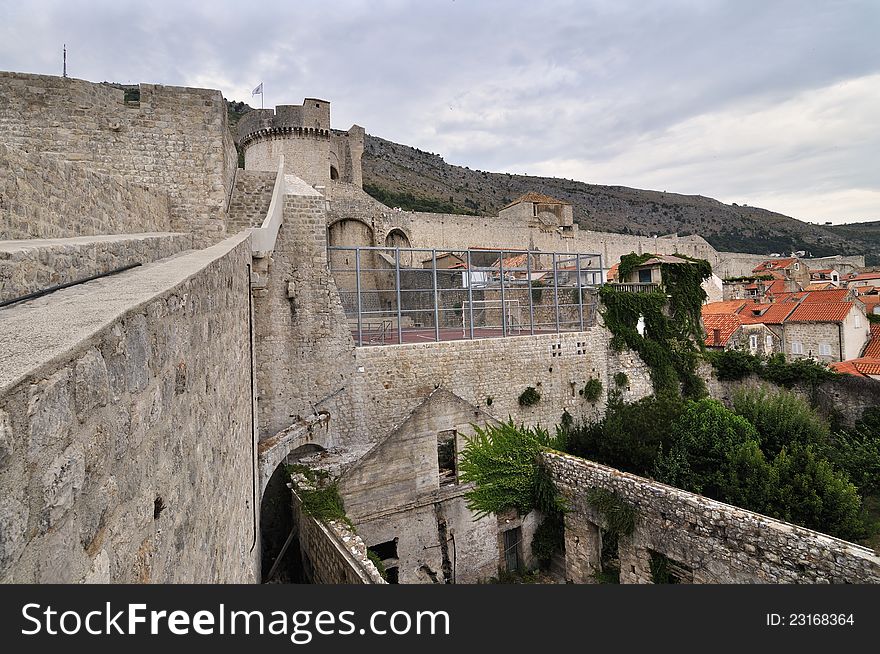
[252,82,263,95]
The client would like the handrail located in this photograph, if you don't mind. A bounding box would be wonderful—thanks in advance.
[249,155,285,258]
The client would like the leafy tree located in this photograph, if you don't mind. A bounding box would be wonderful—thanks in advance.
[732,387,830,456]
[771,444,866,541]
[565,394,686,476]
[654,398,768,501]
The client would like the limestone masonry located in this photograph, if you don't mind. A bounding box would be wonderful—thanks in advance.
[0,71,876,584]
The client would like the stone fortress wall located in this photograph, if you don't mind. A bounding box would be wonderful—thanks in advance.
[0,71,237,247]
[0,142,172,241]
[0,234,258,583]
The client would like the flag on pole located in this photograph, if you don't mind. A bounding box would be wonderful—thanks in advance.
[252,82,263,96]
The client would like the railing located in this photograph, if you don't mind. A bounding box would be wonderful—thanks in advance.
[608,282,660,293]
[328,245,604,346]
[249,155,285,257]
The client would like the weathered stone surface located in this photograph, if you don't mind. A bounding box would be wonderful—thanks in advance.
[74,348,110,420]
[41,442,86,531]
[27,368,74,457]
[0,497,28,570]
[0,409,12,469]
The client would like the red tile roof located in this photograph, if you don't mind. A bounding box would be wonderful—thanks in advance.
[753,258,797,273]
[702,300,747,315]
[848,271,880,281]
[831,357,880,377]
[863,324,880,358]
[703,313,742,347]
[737,302,797,325]
[800,289,849,303]
[607,263,619,281]
[786,302,854,323]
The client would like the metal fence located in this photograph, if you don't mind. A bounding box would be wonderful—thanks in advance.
[328,246,604,346]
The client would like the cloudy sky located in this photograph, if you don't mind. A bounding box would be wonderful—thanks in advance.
[1,0,878,224]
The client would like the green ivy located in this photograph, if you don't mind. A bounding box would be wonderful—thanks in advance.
[586,488,636,536]
[613,371,629,387]
[580,378,603,402]
[518,386,541,407]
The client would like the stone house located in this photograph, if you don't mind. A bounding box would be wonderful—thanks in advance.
[752,257,811,286]
[498,192,575,235]
[783,301,870,362]
[337,389,541,584]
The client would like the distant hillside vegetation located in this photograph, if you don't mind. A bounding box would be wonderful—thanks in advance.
[361,134,879,265]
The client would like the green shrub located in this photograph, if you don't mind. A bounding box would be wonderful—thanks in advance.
[566,394,686,476]
[827,426,880,495]
[761,354,837,388]
[706,349,761,381]
[771,444,866,541]
[297,482,348,524]
[531,514,565,569]
[367,550,388,580]
[518,386,541,407]
[587,488,636,536]
[613,372,629,387]
[580,378,603,402]
[731,387,830,456]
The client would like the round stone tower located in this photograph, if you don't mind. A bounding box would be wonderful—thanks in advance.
[237,99,363,188]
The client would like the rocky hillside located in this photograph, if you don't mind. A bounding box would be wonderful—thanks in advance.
[362,134,878,265]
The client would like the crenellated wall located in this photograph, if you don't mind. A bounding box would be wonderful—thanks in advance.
[0,72,237,247]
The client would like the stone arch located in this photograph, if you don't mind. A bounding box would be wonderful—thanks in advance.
[328,217,374,248]
[384,228,412,249]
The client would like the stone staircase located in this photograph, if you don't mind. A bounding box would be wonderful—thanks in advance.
[226,170,278,233]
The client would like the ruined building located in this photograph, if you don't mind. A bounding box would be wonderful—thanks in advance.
[1,72,878,584]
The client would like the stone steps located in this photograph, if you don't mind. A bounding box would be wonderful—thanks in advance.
[226,170,278,233]
[0,232,194,304]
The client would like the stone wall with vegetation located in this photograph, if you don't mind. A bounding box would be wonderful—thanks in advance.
[0,234,257,583]
[545,451,880,584]
[290,487,385,584]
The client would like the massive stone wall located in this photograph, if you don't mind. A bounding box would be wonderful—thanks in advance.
[0,72,237,247]
[0,234,258,583]
[0,232,193,303]
[546,452,880,583]
[345,329,653,445]
[251,187,360,446]
[0,142,172,240]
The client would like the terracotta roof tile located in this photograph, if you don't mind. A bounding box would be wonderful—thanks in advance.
[800,289,848,303]
[737,302,797,325]
[753,258,797,273]
[832,357,880,377]
[702,313,742,347]
[863,324,880,358]
[786,302,854,323]
[702,300,747,315]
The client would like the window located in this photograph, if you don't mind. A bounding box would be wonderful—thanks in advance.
[791,341,804,355]
[638,268,653,284]
[793,262,799,270]
[437,430,457,486]
[765,334,773,350]
[749,334,758,350]
[819,343,832,356]
[854,313,862,328]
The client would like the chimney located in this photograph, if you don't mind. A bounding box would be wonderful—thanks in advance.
[713,328,721,346]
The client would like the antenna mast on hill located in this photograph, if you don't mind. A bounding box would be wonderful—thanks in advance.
[62,44,67,78]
